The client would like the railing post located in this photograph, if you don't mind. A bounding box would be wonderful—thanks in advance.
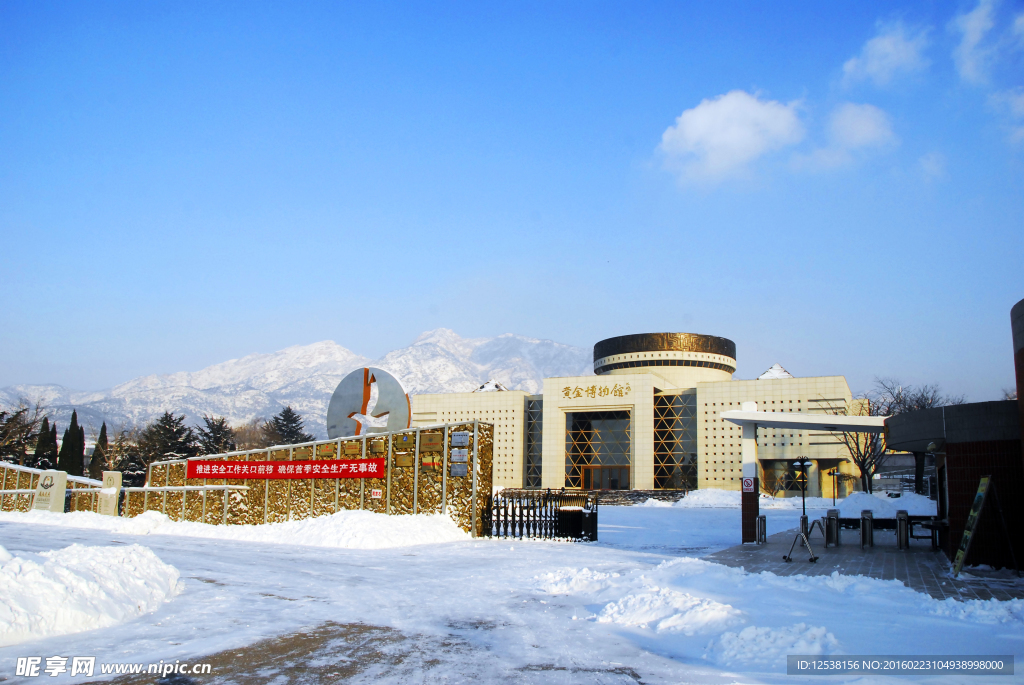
[413,429,420,515]
[286,446,293,521]
[336,439,341,513]
[263,449,270,524]
[386,434,392,515]
[441,425,449,516]
[471,421,478,538]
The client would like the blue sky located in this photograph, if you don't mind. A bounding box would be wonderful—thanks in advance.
[1,1,1022,400]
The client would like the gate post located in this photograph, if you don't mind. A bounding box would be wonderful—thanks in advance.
[740,402,759,543]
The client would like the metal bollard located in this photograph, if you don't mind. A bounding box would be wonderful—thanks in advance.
[896,509,909,550]
[860,510,874,548]
[826,509,840,547]
[756,514,766,544]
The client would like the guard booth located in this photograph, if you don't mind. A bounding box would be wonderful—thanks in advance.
[885,401,1023,570]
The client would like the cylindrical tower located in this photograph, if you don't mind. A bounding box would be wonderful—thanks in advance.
[593,332,736,389]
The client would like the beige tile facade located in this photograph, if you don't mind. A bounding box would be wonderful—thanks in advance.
[410,368,858,495]
[697,376,855,493]
[411,391,529,488]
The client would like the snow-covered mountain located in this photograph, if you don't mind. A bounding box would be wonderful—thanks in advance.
[0,329,591,438]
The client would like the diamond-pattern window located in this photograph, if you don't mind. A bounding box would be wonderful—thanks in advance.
[653,393,698,490]
[524,399,543,488]
[565,411,631,490]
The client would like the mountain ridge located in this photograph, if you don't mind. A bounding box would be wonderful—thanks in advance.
[0,329,592,438]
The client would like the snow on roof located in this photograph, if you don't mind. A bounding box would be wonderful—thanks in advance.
[472,380,509,392]
[757,363,794,380]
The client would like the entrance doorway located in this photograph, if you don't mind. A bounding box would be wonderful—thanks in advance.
[565,410,631,490]
[582,466,630,490]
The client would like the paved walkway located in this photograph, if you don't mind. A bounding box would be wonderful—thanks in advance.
[704,526,1024,601]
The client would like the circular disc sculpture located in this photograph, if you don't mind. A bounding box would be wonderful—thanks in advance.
[326,367,411,439]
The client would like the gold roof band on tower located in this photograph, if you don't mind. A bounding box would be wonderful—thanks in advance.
[593,332,737,364]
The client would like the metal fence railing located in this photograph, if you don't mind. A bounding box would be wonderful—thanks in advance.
[130,421,494,536]
[486,489,598,541]
[0,462,104,513]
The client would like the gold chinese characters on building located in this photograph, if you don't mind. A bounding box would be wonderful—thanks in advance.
[562,383,632,399]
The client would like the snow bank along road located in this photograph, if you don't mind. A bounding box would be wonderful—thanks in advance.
[0,499,1021,684]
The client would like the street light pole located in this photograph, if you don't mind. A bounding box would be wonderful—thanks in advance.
[795,459,811,519]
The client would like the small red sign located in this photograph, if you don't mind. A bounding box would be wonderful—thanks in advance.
[187,459,385,480]
[742,477,754,492]
[370,488,383,499]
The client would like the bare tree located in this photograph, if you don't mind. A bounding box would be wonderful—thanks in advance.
[875,378,966,493]
[1005,388,1019,401]
[824,396,888,494]
[232,417,272,451]
[105,426,147,487]
[0,400,45,466]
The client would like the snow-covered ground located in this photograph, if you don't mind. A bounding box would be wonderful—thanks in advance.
[0,495,1017,684]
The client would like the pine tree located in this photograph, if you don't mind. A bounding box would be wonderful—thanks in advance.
[30,417,58,470]
[57,410,85,476]
[196,415,236,455]
[140,412,196,463]
[88,422,108,480]
[268,406,313,445]
[30,417,50,468]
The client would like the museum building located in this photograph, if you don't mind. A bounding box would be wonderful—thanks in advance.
[410,332,860,495]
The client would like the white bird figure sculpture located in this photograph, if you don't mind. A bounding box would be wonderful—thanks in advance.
[348,372,391,435]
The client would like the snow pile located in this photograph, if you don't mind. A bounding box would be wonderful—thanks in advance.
[640,489,937,515]
[0,509,470,550]
[931,597,1024,624]
[598,587,744,635]
[709,623,838,664]
[839,492,937,518]
[671,489,742,508]
[636,497,675,508]
[641,489,837,510]
[537,567,619,594]
[0,543,180,646]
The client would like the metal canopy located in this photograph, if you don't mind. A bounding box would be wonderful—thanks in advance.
[719,410,886,433]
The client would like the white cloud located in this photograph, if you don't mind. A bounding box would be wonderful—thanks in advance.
[919,152,947,180]
[794,103,896,170]
[843,22,930,86]
[1014,13,1024,45]
[829,103,896,148]
[990,88,1024,144]
[950,0,997,84]
[659,90,804,182]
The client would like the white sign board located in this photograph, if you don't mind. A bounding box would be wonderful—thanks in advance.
[742,477,755,493]
[32,470,67,512]
[370,488,383,499]
[98,471,122,516]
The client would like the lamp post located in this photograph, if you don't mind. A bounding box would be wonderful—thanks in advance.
[795,459,812,525]
[827,467,838,505]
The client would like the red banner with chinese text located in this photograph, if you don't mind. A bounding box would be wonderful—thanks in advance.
[186,459,385,480]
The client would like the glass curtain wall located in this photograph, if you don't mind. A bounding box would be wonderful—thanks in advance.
[565,411,631,490]
[653,393,699,490]
[524,399,543,488]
